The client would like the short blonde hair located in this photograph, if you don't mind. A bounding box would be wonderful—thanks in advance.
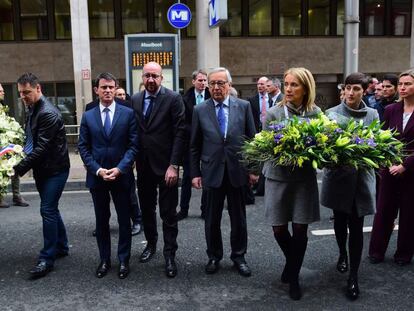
[280,67,316,112]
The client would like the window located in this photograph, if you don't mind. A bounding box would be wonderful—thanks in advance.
[185,0,196,37]
[337,0,344,35]
[0,0,14,40]
[56,83,76,125]
[88,0,115,38]
[249,0,271,36]
[121,0,147,34]
[308,0,330,35]
[363,0,385,35]
[279,0,301,35]
[154,0,176,33]
[20,0,48,40]
[220,0,242,36]
[55,0,71,39]
[392,0,411,35]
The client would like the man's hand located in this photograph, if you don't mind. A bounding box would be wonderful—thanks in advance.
[249,174,259,186]
[165,165,178,187]
[192,177,202,189]
[389,164,406,176]
[99,167,121,181]
[98,168,109,179]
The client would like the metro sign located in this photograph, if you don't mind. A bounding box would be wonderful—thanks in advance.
[209,0,227,28]
[167,3,192,29]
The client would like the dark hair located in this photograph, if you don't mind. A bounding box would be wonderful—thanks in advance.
[94,72,118,88]
[17,72,40,87]
[344,72,369,91]
[382,73,398,87]
[192,69,207,80]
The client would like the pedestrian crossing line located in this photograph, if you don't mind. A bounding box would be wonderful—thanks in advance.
[311,225,399,236]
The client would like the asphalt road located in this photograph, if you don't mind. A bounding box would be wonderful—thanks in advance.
[0,189,412,311]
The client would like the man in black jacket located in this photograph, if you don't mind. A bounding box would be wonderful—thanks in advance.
[177,69,210,220]
[14,73,70,279]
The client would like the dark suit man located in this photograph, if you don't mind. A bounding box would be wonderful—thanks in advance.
[177,69,211,221]
[131,62,186,278]
[86,93,142,237]
[14,73,70,279]
[266,78,284,107]
[78,72,138,279]
[191,67,257,277]
[248,76,270,133]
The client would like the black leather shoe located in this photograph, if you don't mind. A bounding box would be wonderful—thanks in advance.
[336,253,348,273]
[368,256,383,264]
[233,261,251,277]
[92,230,96,237]
[346,277,359,300]
[118,262,129,279]
[205,259,220,274]
[96,261,111,278]
[29,261,53,279]
[289,280,302,300]
[165,258,177,278]
[131,223,142,236]
[177,210,188,221]
[139,244,156,263]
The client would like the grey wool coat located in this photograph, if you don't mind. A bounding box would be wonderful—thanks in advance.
[321,101,379,217]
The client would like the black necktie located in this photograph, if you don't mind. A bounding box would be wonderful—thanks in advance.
[144,96,154,123]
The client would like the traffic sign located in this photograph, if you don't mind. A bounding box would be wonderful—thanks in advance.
[167,3,192,29]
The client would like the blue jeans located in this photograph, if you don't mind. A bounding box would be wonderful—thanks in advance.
[35,170,69,265]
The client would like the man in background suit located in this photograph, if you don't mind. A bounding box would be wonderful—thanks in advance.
[267,78,284,107]
[177,69,210,221]
[248,76,269,133]
[78,72,138,279]
[191,67,257,277]
[132,62,186,278]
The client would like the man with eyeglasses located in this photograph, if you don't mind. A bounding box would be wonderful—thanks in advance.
[177,69,211,221]
[191,67,257,277]
[13,73,70,279]
[131,61,186,278]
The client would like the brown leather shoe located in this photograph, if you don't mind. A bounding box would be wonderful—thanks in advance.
[13,197,29,207]
[0,200,10,208]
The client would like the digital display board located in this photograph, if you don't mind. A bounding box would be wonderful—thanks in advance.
[125,34,178,95]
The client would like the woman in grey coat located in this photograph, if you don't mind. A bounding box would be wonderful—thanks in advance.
[321,73,379,301]
[264,67,321,301]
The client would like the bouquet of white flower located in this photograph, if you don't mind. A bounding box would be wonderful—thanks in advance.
[0,105,25,194]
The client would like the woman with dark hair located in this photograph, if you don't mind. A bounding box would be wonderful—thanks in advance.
[263,67,321,300]
[369,69,414,266]
[321,72,379,300]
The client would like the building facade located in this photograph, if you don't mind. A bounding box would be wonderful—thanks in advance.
[0,0,412,125]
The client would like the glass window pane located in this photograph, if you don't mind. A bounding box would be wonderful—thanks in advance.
[309,0,329,35]
[88,0,115,38]
[0,0,14,40]
[392,0,411,36]
[121,0,147,34]
[220,0,242,36]
[20,0,48,40]
[154,0,176,33]
[337,0,344,35]
[364,0,384,35]
[185,0,196,37]
[249,0,271,36]
[56,83,76,125]
[279,0,301,35]
[55,0,71,39]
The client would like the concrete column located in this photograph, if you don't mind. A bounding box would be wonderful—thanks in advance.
[343,0,359,78]
[196,0,220,71]
[410,0,414,68]
[70,0,93,125]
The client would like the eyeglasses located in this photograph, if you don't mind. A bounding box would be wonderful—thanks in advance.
[143,73,161,80]
[208,81,228,88]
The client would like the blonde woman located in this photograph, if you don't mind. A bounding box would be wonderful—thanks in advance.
[263,68,321,300]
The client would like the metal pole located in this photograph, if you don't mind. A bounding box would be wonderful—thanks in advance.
[344,0,360,79]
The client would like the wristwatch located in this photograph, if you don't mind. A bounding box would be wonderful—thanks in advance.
[171,165,179,170]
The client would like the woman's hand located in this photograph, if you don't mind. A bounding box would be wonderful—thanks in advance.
[389,164,406,176]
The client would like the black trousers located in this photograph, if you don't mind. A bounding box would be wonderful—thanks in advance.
[90,182,132,263]
[137,164,178,259]
[204,170,247,263]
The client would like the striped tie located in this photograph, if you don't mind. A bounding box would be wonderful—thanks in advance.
[23,110,33,154]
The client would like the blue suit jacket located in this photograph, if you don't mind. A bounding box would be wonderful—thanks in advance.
[78,104,139,189]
